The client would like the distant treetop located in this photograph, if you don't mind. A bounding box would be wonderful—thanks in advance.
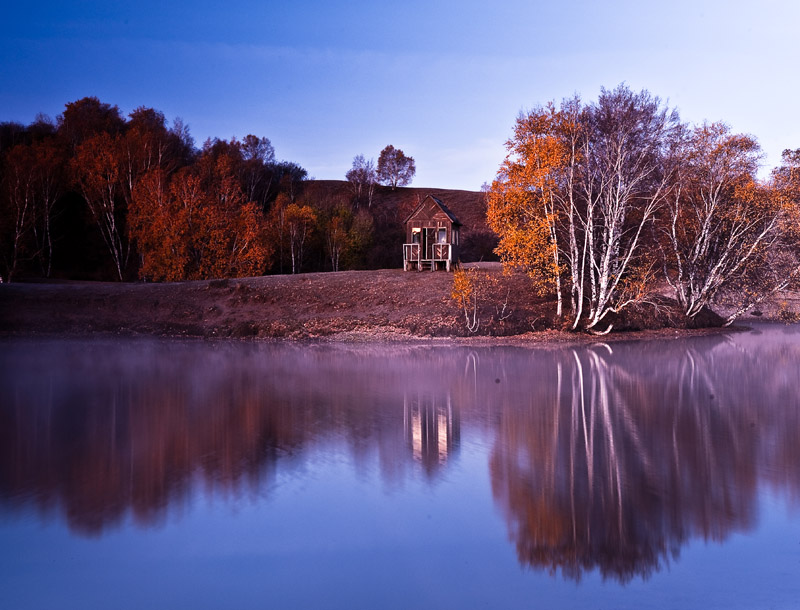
[377,145,415,190]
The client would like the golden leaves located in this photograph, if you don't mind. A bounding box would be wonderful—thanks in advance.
[487,107,565,297]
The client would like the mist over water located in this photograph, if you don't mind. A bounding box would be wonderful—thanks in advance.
[2,325,800,608]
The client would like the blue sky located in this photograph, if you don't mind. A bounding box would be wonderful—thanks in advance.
[3,1,799,190]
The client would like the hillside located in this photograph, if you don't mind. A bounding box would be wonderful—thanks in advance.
[0,265,550,340]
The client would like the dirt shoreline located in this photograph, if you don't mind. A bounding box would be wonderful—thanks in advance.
[0,267,780,345]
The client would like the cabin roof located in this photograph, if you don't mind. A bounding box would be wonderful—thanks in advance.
[403,195,463,227]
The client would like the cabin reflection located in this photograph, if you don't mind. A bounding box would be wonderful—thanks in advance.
[403,392,460,474]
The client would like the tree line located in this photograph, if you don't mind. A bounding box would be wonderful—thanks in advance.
[0,97,418,282]
[487,84,800,328]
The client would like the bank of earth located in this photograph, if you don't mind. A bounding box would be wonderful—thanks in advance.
[2,263,787,342]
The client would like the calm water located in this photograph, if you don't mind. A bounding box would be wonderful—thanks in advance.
[1,324,800,609]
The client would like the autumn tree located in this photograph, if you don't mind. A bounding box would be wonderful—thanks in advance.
[119,107,188,209]
[0,141,64,280]
[72,132,130,280]
[661,123,795,321]
[57,97,125,152]
[319,205,375,271]
[0,122,28,155]
[0,125,64,280]
[266,192,291,274]
[28,138,66,277]
[345,154,377,207]
[451,267,513,333]
[241,134,275,165]
[129,159,272,281]
[489,86,681,332]
[128,168,188,281]
[284,202,317,274]
[377,145,415,189]
[1,144,37,281]
[574,87,680,332]
[0,97,320,280]
[202,154,271,278]
[714,148,800,322]
[324,206,349,272]
[343,208,374,269]
[487,105,567,316]
[169,117,196,167]
[273,161,308,202]
[63,103,195,281]
[240,134,276,209]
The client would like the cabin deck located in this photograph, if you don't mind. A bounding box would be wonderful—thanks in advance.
[403,243,454,271]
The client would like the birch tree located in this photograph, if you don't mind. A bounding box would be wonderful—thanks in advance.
[345,154,377,207]
[574,86,680,331]
[72,132,129,280]
[664,123,771,319]
[489,86,680,332]
[284,202,316,274]
[29,139,65,277]
[717,148,800,323]
[1,144,36,281]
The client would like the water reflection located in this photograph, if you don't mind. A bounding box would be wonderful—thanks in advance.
[404,392,460,474]
[1,326,800,584]
[490,330,800,582]
[0,341,466,535]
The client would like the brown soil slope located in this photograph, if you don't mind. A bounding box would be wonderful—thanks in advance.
[0,266,551,339]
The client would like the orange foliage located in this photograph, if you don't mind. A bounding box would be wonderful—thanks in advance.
[129,157,273,281]
[284,202,317,274]
[487,107,565,297]
[451,267,513,333]
[72,132,129,280]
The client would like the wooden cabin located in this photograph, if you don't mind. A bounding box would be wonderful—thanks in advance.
[403,195,462,271]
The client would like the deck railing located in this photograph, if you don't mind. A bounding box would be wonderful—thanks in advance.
[403,243,454,270]
[431,243,451,261]
[403,243,452,263]
[403,243,420,264]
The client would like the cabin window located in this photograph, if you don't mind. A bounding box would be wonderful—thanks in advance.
[438,228,447,243]
[411,229,421,244]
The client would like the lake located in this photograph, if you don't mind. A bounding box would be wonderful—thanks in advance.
[1,324,800,609]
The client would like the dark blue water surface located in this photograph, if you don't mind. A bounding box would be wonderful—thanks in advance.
[2,324,800,609]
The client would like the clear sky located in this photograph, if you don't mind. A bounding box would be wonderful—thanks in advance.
[3,0,799,190]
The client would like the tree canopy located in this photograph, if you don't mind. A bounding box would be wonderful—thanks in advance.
[376,145,416,189]
[488,84,800,330]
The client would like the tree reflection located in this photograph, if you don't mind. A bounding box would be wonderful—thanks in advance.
[1,326,800,573]
[488,332,800,582]
[0,340,463,535]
